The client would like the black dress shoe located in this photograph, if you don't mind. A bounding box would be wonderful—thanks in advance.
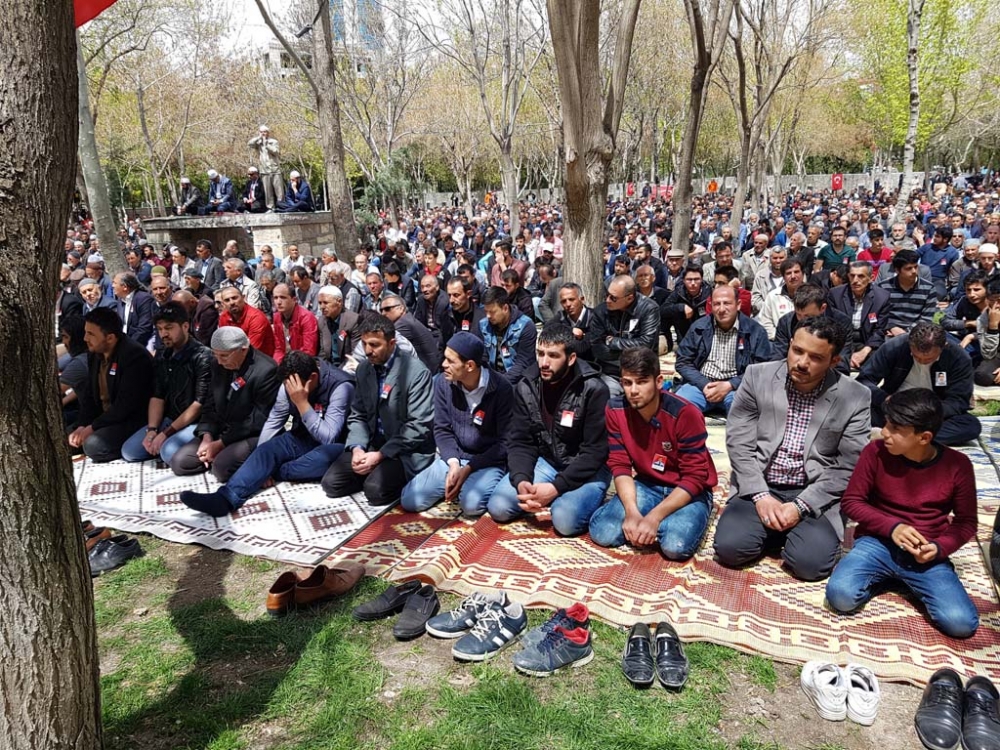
[89,535,144,577]
[621,622,655,687]
[962,675,1000,750]
[392,584,439,640]
[654,620,688,689]
[915,668,964,750]
[352,579,423,621]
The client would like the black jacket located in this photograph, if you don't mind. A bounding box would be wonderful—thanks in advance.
[191,295,219,347]
[393,313,441,373]
[558,306,595,361]
[153,337,214,420]
[241,179,267,213]
[771,307,852,375]
[858,335,974,419]
[507,361,610,495]
[440,304,486,347]
[197,347,280,445]
[414,292,451,335]
[662,282,712,340]
[78,334,155,431]
[117,290,156,347]
[829,284,891,352]
[589,294,661,377]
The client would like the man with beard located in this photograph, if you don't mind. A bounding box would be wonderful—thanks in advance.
[589,347,717,561]
[487,323,611,537]
[218,285,275,357]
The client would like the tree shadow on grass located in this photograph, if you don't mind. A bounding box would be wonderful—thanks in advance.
[102,546,379,750]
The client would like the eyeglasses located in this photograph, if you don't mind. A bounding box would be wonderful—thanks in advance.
[606,291,632,302]
[380,304,402,312]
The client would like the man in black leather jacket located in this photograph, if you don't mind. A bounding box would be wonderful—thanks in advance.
[588,274,660,396]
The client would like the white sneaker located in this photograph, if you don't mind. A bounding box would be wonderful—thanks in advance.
[843,663,880,725]
[801,661,848,721]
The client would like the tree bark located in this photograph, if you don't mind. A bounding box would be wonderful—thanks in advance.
[894,0,926,222]
[548,0,642,304]
[77,35,125,273]
[1,4,103,750]
[499,149,520,235]
[135,81,167,217]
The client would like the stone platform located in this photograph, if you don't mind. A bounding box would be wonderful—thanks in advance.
[142,212,340,260]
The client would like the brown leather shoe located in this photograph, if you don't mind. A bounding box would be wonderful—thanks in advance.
[82,520,95,534]
[266,571,301,618]
[293,564,365,608]
[85,527,112,552]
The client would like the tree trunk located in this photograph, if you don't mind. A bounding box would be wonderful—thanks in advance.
[499,149,520,237]
[135,83,166,217]
[2,5,103,750]
[729,127,753,237]
[77,36,125,273]
[463,173,475,219]
[894,0,926,222]
[670,67,708,257]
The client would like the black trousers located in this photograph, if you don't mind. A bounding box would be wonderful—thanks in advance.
[171,437,257,483]
[321,450,407,506]
[713,491,841,582]
[82,422,141,463]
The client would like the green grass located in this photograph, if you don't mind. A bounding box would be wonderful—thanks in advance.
[93,548,816,750]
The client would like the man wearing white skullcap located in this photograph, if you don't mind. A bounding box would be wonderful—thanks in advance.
[176,175,203,215]
[203,169,236,214]
[248,125,284,209]
[275,169,315,213]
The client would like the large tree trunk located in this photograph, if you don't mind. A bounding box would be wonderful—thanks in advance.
[730,128,752,237]
[135,83,167,217]
[499,149,520,237]
[313,2,359,254]
[2,5,103,750]
[77,36,125,273]
[548,0,642,304]
[894,0,926,222]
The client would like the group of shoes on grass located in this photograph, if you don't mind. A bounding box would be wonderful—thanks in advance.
[82,520,143,577]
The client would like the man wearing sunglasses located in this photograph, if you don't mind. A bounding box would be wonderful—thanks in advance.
[588,274,660,397]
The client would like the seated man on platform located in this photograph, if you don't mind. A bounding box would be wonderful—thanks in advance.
[238,166,267,214]
[714,317,870,581]
[825,388,979,638]
[120,302,212,469]
[400,332,512,516]
[179,351,355,516]
[171,327,280,481]
[275,171,314,213]
[320,314,435,505]
[69,308,155,462]
[589,347,718,561]
[218,284,275,357]
[858,321,981,446]
[202,169,236,214]
[674,284,771,416]
[487,323,611,537]
[271,283,319,364]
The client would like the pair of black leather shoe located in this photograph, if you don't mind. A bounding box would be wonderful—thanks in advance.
[351,580,440,640]
[915,668,1000,750]
[621,621,688,689]
[89,535,144,577]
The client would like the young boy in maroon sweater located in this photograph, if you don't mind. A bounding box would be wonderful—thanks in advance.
[825,388,979,638]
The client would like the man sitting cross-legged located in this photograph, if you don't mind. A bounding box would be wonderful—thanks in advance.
[713,317,871,581]
[179,351,355,517]
[400,332,513,517]
[487,322,611,537]
[589,347,718,561]
[825,388,979,638]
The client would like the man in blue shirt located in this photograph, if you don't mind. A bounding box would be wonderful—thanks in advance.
[917,225,960,300]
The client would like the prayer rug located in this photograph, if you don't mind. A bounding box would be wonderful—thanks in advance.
[75,457,400,565]
[332,418,1000,686]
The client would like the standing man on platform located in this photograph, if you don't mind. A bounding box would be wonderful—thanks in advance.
[248,125,284,210]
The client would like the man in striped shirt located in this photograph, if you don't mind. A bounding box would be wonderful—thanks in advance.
[589,347,718,560]
[877,249,938,338]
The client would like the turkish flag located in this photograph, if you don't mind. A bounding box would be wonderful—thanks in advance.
[75,0,119,27]
[832,173,844,191]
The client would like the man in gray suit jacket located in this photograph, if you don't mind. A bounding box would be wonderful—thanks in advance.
[321,313,435,505]
[714,316,871,581]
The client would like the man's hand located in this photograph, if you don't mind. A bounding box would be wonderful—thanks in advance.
[285,374,311,413]
[196,437,223,465]
[960,333,976,349]
[684,304,694,320]
[147,431,168,456]
[572,327,585,340]
[887,326,907,338]
[516,482,559,513]
[992,367,1000,385]
[623,510,659,547]
[891,523,929,556]
[352,449,383,476]
[850,346,872,370]
[989,299,1000,328]
[754,495,784,530]
[773,502,802,531]
[444,461,472,502]
[703,381,733,403]
[68,425,94,448]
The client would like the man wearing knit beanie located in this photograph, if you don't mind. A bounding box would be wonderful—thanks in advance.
[400,332,513,516]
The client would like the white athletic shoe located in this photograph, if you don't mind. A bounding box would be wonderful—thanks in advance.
[844,663,880,725]
[801,661,848,721]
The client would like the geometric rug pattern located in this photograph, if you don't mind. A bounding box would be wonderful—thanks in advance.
[331,417,1000,686]
[75,457,393,565]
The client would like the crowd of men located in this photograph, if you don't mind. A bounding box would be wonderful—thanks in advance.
[58,175,1000,640]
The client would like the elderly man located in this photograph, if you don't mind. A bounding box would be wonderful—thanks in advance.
[379,292,440,373]
[324,265,359,314]
[829,261,891,370]
[237,167,267,214]
[247,125,283,209]
[364,271,387,312]
[589,274,660,396]
[176,176,203,216]
[218,285,275,357]
[171,327,281,481]
[172,288,217,347]
[320,314,435,505]
[414,275,450,345]
[750,245,788,314]
[219,258,263,309]
[202,169,236,214]
[714,317,871,581]
[276,171,314,213]
[674,284,771,415]
[858,321,981,446]
[271,283,319,364]
[112,272,155,346]
[556,282,594,360]
[740,232,772,290]
[317,285,360,370]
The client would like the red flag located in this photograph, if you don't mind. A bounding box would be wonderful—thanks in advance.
[76,0,119,27]
[831,172,844,191]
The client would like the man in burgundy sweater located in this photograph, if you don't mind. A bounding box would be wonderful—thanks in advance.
[589,347,718,560]
[825,388,979,638]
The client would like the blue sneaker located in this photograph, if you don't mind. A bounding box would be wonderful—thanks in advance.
[521,602,590,649]
[425,590,508,639]
[451,601,527,661]
[512,626,594,677]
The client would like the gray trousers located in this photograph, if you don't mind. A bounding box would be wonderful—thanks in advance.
[171,437,257,483]
[261,172,284,209]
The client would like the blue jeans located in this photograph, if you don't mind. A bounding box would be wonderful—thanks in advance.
[400,458,505,516]
[487,457,611,537]
[826,536,979,639]
[224,432,345,506]
[589,480,713,560]
[675,383,735,415]
[121,419,196,466]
